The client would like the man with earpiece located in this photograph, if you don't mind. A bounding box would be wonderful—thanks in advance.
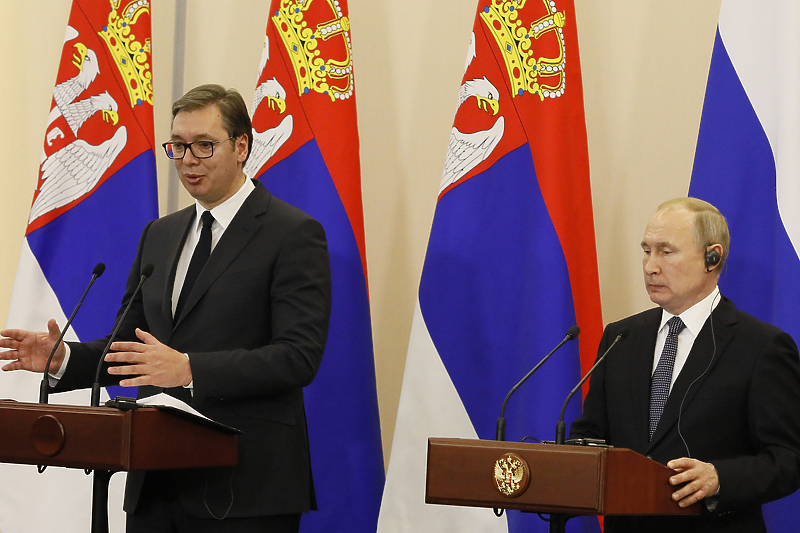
[570,197,800,533]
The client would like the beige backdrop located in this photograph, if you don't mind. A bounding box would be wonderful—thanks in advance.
[0,0,722,467]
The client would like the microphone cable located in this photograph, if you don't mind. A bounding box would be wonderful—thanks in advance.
[677,290,721,458]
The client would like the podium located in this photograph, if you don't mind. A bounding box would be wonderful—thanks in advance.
[0,400,239,532]
[426,438,700,516]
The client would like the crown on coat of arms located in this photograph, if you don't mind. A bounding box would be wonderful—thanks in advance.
[481,0,566,101]
[273,0,354,102]
[98,0,153,107]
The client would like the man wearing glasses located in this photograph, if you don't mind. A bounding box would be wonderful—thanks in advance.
[0,84,332,532]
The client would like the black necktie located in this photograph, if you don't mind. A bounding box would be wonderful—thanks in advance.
[649,316,686,439]
[175,210,214,320]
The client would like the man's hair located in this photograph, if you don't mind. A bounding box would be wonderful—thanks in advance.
[657,197,730,271]
[171,84,252,164]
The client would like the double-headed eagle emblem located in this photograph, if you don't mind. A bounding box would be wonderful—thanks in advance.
[31,33,126,225]
[440,32,504,194]
[244,36,293,179]
[439,0,569,194]
[494,453,531,497]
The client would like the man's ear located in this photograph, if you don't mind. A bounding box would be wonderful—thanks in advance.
[705,244,723,273]
[236,134,249,164]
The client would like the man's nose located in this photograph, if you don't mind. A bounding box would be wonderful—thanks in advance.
[644,255,659,274]
[182,149,201,164]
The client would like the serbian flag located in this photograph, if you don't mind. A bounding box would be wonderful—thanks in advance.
[689,1,800,530]
[245,2,384,532]
[378,1,603,532]
[0,1,157,531]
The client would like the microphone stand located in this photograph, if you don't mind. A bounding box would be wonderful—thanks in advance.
[88,264,152,533]
[548,329,628,533]
[91,469,114,533]
[39,263,105,404]
[36,264,105,477]
[90,264,153,407]
[496,326,580,441]
[494,327,579,518]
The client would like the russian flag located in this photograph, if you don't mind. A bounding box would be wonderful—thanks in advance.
[378,2,603,532]
[0,1,157,532]
[246,2,385,532]
[689,1,800,530]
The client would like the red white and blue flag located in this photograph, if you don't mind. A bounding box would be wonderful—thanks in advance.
[0,0,157,531]
[689,1,800,530]
[247,2,384,532]
[378,1,603,532]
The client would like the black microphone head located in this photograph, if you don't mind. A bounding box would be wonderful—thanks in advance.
[93,263,106,277]
[142,263,155,278]
[566,325,580,340]
[616,327,630,341]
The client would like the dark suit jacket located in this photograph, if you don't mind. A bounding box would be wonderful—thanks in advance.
[570,296,800,533]
[56,180,332,518]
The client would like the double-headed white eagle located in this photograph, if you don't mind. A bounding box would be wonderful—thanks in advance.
[244,35,293,178]
[440,76,504,193]
[245,78,292,178]
[439,33,505,193]
[33,35,126,225]
[50,43,119,137]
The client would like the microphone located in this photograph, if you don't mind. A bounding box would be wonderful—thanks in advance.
[496,326,580,441]
[39,263,106,404]
[90,263,154,407]
[555,327,629,444]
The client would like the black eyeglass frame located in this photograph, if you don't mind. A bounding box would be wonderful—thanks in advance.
[161,136,236,160]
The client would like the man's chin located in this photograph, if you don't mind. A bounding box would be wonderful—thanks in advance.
[647,287,669,306]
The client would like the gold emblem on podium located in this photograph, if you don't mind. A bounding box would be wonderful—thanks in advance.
[493,453,530,497]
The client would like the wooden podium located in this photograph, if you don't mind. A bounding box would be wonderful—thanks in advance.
[426,438,700,516]
[0,399,239,532]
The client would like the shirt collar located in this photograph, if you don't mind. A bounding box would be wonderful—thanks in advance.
[192,178,255,231]
[660,286,721,337]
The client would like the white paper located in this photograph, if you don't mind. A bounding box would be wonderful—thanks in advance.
[136,392,210,421]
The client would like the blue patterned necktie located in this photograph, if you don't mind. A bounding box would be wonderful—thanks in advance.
[649,316,686,439]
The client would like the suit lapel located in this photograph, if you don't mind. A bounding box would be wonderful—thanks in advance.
[647,297,737,449]
[162,207,195,331]
[172,182,271,329]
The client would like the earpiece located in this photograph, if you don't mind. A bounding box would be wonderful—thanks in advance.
[705,248,721,271]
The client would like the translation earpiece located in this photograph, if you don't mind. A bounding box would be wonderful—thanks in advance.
[705,249,721,270]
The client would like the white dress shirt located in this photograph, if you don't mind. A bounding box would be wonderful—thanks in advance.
[652,286,721,392]
[652,286,723,506]
[170,178,255,317]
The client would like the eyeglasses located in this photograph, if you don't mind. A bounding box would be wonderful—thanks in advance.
[162,137,235,159]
